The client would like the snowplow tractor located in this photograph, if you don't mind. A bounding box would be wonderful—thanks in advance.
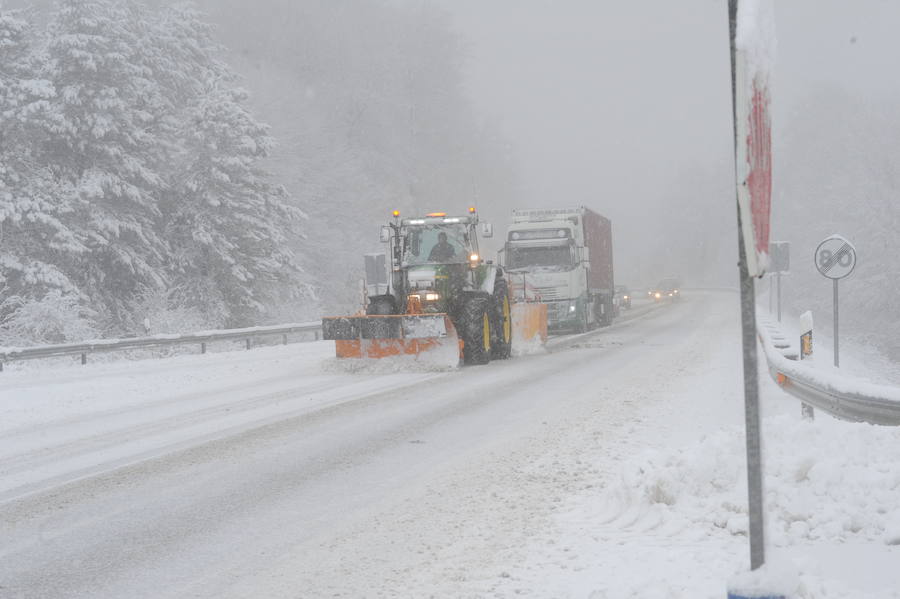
[321,208,512,366]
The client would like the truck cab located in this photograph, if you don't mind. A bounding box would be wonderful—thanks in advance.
[502,207,614,332]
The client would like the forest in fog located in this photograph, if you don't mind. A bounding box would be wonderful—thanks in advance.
[0,0,517,344]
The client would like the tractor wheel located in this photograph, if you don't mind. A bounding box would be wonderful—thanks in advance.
[462,297,492,365]
[366,295,395,315]
[491,278,512,359]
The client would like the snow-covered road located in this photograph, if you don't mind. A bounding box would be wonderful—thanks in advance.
[1,291,898,598]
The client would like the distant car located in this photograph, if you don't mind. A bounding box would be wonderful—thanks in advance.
[651,278,681,301]
[614,285,632,310]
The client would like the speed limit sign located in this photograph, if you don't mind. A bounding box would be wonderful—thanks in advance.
[815,236,856,280]
[815,235,856,368]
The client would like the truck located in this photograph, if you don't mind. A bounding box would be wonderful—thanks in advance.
[322,208,512,366]
[502,206,614,332]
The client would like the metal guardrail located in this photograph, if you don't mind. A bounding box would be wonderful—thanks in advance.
[757,316,900,426]
[0,322,322,371]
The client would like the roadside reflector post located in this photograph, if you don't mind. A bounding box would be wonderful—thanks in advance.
[799,311,814,419]
[201,342,207,355]
[81,352,87,365]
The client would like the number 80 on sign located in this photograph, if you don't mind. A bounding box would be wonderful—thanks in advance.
[815,236,856,280]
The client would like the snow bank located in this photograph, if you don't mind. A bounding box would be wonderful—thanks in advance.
[595,414,900,597]
[729,561,798,599]
[511,332,547,357]
[601,415,900,548]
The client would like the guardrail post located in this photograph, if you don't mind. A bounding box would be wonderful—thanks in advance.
[81,352,87,365]
[0,362,3,372]
[245,338,251,350]
[282,334,288,345]
[315,331,320,341]
[201,342,206,354]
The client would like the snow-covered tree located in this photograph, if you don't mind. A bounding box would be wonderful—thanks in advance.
[30,0,171,322]
[0,4,82,305]
[166,82,308,326]
[0,287,98,345]
[200,0,521,313]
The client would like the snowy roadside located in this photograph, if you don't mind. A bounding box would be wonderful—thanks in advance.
[259,291,900,598]
[757,309,900,387]
[507,311,900,597]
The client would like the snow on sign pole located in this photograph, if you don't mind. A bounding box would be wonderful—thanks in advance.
[728,0,775,581]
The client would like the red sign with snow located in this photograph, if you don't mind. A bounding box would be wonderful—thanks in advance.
[734,0,774,277]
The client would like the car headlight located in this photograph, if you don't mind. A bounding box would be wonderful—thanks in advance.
[425,292,440,301]
[654,292,661,299]
[569,303,576,312]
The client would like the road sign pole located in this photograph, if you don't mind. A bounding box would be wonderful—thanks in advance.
[729,0,767,571]
[738,224,766,570]
[833,278,839,368]
[776,272,782,323]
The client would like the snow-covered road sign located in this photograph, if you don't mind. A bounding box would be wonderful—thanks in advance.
[733,1,775,278]
[769,241,789,273]
[815,235,855,369]
[815,236,856,280]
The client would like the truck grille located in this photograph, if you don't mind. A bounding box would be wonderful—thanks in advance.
[533,286,563,301]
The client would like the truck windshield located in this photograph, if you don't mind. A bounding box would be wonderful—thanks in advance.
[403,224,468,266]
[506,244,575,271]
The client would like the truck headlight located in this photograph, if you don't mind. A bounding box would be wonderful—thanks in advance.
[425,293,440,301]
[569,303,576,312]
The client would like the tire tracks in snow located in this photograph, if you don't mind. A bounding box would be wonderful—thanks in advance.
[0,371,442,503]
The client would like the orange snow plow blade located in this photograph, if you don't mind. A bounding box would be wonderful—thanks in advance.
[511,303,547,353]
[321,314,461,360]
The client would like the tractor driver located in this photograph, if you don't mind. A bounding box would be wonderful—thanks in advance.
[428,232,456,262]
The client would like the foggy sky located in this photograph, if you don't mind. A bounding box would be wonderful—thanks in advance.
[405,0,900,285]
[424,0,900,197]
